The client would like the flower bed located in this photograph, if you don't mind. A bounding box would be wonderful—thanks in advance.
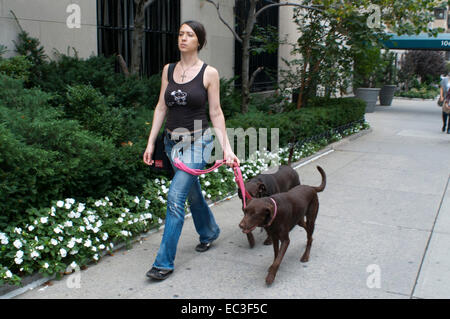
[0,121,368,287]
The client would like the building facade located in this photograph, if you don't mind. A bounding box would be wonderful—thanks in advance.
[0,0,304,91]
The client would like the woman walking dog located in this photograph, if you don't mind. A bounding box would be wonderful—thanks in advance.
[143,20,239,280]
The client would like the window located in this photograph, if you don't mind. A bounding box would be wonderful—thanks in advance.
[97,0,180,77]
[234,0,279,92]
[434,8,446,20]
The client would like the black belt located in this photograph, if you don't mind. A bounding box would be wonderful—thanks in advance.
[165,128,208,142]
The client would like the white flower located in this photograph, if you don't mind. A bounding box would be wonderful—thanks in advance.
[50,238,58,246]
[0,233,8,245]
[99,244,105,250]
[134,196,140,204]
[14,257,23,265]
[120,230,129,237]
[94,200,102,207]
[43,263,49,269]
[117,217,123,223]
[15,250,24,258]
[155,178,160,184]
[87,215,96,223]
[54,227,63,234]
[91,246,97,252]
[200,174,206,178]
[67,240,75,249]
[28,225,34,232]
[13,239,22,249]
[70,261,78,269]
[59,248,67,258]
[40,217,48,224]
[84,239,92,247]
[202,190,206,196]
[56,200,64,208]
[158,218,163,224]
[36,245,44,250]
[204,181,211,187]
[77,203,85,213]
[30,251,40,259]
[96,220,102,228]
[14,227,22,234]
[93,254,99,261]
[79,226,85,232]
[5,270,12,278]
[64,221,73,227]
[64,202,72,209]
[102,233,109,241]
[93,227,99,233]
[207,194,211,198]
[145,200,151,209]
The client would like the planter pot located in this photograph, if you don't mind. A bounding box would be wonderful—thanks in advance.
[355,88,381,113]
[379,85,397,106]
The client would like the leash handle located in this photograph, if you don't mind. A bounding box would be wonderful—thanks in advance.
[173,158,226,176]
[173,157,248,208]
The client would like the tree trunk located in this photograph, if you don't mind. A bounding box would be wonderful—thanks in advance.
[240,0,258,114]
[131,0,154,76]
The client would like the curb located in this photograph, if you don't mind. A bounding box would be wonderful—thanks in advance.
[1,127,372,299]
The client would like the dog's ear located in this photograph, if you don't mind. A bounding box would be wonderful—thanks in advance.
[257,182,266,195]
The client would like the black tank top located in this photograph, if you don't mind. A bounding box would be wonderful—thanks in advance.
[164,62,209,132]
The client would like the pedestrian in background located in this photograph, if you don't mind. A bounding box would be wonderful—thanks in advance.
[439,72,450,133]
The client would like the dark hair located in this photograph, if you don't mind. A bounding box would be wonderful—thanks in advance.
[181,20,207,51]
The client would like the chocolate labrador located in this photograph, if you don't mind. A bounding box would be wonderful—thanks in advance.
[238,145,300,248]
[238,166,326,285]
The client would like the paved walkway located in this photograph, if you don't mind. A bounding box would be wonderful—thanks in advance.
[14,98,450,299]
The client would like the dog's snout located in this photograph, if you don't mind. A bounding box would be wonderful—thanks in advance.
[238,220,246,229]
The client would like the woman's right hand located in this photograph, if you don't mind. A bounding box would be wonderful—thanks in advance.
[143,144,155,166]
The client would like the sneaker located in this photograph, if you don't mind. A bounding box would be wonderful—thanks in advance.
[195,242,212,252]
[146,267,173,280]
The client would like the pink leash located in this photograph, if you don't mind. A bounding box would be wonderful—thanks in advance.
[173,158,252,208]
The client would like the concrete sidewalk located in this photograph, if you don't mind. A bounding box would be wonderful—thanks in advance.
[14,98,450,299]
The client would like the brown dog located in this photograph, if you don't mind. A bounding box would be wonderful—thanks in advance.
[238,166,326,285]
[238,146,300,248]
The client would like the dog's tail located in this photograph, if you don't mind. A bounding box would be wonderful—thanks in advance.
[314,166,326,193]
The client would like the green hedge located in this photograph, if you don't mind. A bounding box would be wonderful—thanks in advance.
[226,97,366,150]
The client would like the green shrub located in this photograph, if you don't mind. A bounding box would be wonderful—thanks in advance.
[31,54,161,110]
[64,84,134,145]
[0,75,118,226]
[225,97,365,154]
[0,55,32,81]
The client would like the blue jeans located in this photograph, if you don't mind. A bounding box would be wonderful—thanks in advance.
[152,131,220,270]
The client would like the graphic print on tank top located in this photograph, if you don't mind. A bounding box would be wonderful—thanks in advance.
[168,89,188,106]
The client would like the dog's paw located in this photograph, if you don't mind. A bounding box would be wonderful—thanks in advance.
[300,255,309,263]
[263,237,273,245]
[265,273,275,285]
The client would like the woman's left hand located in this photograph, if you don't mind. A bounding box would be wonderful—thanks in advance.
[224,148,240,167]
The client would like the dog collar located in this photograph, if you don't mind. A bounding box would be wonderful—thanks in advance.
[265,198,278,227]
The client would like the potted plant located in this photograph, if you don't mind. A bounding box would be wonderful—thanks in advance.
[378,51,398,106]
[352,45,384,113]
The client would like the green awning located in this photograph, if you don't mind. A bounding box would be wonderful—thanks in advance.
[383,33,450,50]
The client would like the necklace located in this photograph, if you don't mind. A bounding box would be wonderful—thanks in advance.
[179,60,199,82]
